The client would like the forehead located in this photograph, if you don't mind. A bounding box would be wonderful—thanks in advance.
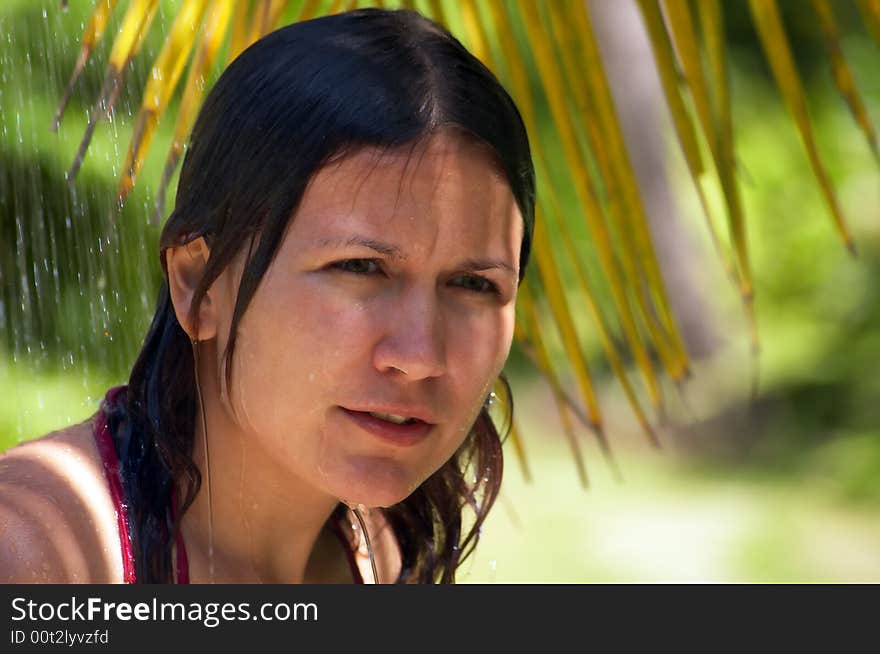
[286,132,523,248]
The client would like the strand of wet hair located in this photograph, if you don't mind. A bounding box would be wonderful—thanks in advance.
[192,339,216,583]
[352,507,380,584]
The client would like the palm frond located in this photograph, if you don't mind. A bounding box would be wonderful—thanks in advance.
[637,0,735,291]
[749,0,855,253]
[118,0,212,203]
[53,0,880,481]
[857,0,880,45]
[52,0,121,131]
[811,0,879,163]
[68,0,160,180]
[664,0,753,317]
[517,281,591,488]
[153,0,236,224]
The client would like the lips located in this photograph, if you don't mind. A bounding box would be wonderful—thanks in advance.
[340,407,434,447]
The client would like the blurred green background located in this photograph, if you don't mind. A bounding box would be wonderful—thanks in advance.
[2,0,879,582]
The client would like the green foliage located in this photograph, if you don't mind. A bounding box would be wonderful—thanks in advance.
[662,35,880,505]
[0,0,171,391]
[1,0,878,580]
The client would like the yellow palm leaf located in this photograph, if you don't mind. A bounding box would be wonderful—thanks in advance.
[518,2,662,420]
[247,0,286,43]
[52,0,121,132]
[664,0,752,303]
[548,0,687,394]
[568,1,689,381]
[545,186,659,448]
[532,211,623,477]
[857,0,880,45]
[67,0,160,180]
[118,0,213,203]
[504,418,532,484]
[153,0,235,224]
[459,0,495,71]
[637,0,736,290]
[517,282,591,488]
[227,0,255,62]
[423,0,449,27]
[748,0,856,253]
[811,0,879,163]
[695,0,759,353]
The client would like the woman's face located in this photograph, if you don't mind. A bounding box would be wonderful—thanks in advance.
[213,132,523,508]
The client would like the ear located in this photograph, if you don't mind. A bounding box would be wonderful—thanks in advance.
[165,236,218,341]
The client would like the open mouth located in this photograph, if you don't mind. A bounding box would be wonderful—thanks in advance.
[364,411,422,425]
[340,408,434,446]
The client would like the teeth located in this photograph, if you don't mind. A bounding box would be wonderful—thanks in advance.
[368,411,414,425]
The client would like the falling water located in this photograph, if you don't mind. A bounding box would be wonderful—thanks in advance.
[349,503,380,585]
[0,0,174,446]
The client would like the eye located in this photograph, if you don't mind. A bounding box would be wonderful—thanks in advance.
[452,275,499,295]
[330,258,382,275]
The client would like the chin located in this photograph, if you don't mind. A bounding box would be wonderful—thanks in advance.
[329,455,426,509]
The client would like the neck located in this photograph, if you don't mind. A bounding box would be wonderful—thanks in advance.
[179,340,342,583]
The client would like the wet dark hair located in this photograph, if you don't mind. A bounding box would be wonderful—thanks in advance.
[105,7,535,583]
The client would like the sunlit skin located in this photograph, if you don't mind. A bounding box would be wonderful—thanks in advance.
[162,130,524,583]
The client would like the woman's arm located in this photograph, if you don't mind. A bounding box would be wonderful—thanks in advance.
[0,481,74,583]
[0,424,124,583]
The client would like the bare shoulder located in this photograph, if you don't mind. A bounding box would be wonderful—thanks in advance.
[0,419,124,583]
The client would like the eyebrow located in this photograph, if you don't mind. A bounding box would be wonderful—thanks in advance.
[458,258,518,278]
[313,235,406,260]
[312,235,518,277]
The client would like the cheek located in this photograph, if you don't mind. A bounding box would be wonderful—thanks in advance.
[221,276,373,442]
[442,304,516,440]
[452,303,515,385]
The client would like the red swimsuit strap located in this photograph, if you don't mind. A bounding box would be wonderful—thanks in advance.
[94,386,137,583]
[95,386,188,584]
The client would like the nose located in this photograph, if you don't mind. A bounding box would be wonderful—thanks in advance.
[373,288,447,380]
